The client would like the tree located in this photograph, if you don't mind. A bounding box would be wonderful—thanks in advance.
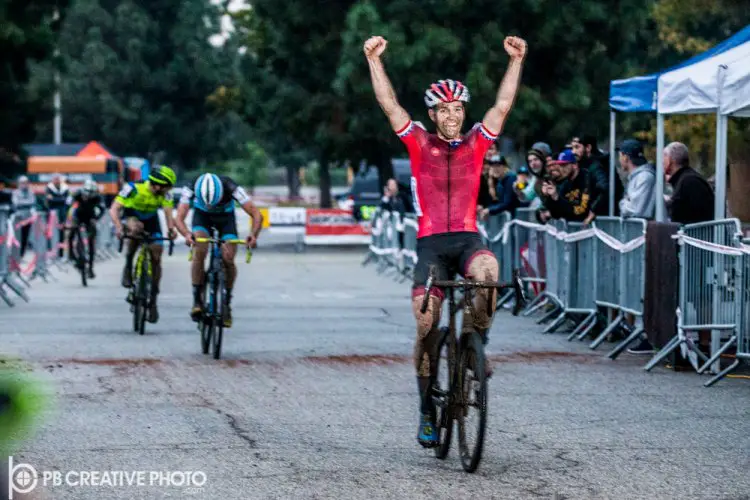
[30,0,246,173]
[231,0,359,207]
[0,0,69,180]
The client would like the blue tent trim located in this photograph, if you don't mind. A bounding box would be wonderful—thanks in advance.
[609,24,750,112]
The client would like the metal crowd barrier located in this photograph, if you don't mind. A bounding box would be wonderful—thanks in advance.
[644,219,746,385]
[0,207,118,307]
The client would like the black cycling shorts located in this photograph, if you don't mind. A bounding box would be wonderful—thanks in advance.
[192,209,238,240]
[124,211,163,240]
[412,231,495,300]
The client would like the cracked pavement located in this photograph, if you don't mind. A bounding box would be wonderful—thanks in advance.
[2,242,749,499]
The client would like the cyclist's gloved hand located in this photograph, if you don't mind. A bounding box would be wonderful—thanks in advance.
[185,233,195,247]
[246,235,258,249]
[115,226,124,240]
[167,228,177,240]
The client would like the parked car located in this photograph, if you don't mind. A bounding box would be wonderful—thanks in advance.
[349,159,413,221]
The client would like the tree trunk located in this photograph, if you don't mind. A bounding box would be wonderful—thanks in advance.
[319,150,332,208]
[285,165,300,199]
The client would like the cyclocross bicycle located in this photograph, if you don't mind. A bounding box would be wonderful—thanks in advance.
[422,267,526,473]
[69,222,92,287]
[118,229,174,335]
[188,230,251,360]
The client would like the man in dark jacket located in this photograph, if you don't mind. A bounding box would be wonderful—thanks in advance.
[543,149,594,223]
[572,135,624,216]
[664,142,714,223]
[45,174,70,258]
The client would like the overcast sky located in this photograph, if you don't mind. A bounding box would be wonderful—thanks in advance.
[209,0,248,46]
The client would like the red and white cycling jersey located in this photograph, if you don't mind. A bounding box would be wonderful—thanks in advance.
[396,120,498,238]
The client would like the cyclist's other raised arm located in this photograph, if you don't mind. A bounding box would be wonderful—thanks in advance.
[482,36,527,137]
[364,36,410,132]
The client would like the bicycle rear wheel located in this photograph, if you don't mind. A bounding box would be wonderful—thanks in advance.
[432,327,455,460]
[457,331,488,473]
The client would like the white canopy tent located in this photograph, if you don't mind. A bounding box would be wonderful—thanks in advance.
[656,40,750,220]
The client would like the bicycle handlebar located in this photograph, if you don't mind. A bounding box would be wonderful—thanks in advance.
[117,229,175,256]
[419,267,527,316]
[187,237,252,263]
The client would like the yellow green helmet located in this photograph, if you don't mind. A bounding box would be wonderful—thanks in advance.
[148,165,176,186]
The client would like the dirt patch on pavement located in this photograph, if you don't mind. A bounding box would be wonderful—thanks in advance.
[489,351,599,364]
[304,354,408,366]
[59,358,165,367]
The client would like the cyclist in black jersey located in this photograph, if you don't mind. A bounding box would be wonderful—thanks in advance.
[65,180,105,279]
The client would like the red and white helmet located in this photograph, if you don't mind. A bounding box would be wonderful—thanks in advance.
[424,79,470,108]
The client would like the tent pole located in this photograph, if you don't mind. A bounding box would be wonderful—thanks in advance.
[609,110,616,215]
[655,113,665,221]
[715,66,728,220]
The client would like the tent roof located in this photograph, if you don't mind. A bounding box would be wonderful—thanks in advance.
[76,141,114,158]
[658,41,750,115]
[720,58,750,117]
[609,24,750,112]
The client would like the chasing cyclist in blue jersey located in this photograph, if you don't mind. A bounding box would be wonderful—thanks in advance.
[175,173,264,327]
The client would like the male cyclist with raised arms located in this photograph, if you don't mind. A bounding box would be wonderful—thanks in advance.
[174,173,263,327]
[65,179,105,278]
[364,34,527,448]
[109,165,178,323]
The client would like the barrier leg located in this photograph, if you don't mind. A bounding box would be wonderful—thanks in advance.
[496,289,514,309]
[543,312,567,334]
[536,304,560,325]
[12,272,31,288]
[568,312,597,341]
[697,336,736,374]
[0,284,14,307]
[523,293,548,317]
[704,359,741,387]
[3,275,29,302]
[644,335,681,371]
[607,326,645,360]
[589,314,623,350]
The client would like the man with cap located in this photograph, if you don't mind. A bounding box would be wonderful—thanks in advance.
[618,139,658,219]
[572,134,625,216]
[542,149,594,223]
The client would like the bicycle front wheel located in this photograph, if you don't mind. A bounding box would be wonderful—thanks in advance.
[433,327,455,460]
[457,331,488,473]
[137,253,151,336]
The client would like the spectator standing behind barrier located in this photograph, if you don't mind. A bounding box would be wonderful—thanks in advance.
[513,165,538,208]
[665,141,715,357]
[572,135,625,216]
[664,142,714,224]
[479,156,518,220]
[542,149,594,223]
[11,176,37,258]
[380,178,406,249]
[618,139,658,219]
[45,174,70,258]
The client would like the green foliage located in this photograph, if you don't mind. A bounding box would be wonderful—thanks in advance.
[30,0,249,172]
[0,0,69,176]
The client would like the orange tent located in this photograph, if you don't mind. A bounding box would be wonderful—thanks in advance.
[76,141,113,159]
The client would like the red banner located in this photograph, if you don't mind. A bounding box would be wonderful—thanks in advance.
[304,209,369,244]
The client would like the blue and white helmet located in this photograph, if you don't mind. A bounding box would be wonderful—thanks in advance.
[195,174,224,209]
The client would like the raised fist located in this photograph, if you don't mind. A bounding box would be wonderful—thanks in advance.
[363,36,387,58]
[504,36,527,61]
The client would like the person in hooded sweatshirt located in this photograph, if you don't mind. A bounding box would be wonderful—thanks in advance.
[11,176,37,257]
[617,139,659,219]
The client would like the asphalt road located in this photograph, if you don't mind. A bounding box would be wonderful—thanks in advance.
[2,240,749,500]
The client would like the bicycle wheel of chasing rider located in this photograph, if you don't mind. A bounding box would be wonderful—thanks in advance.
[76,228,87,287]
[456,330,488,473]
[212,271,225,360]
[200,283,211,354]
[137,255,151,336]
[433,326,456,460]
